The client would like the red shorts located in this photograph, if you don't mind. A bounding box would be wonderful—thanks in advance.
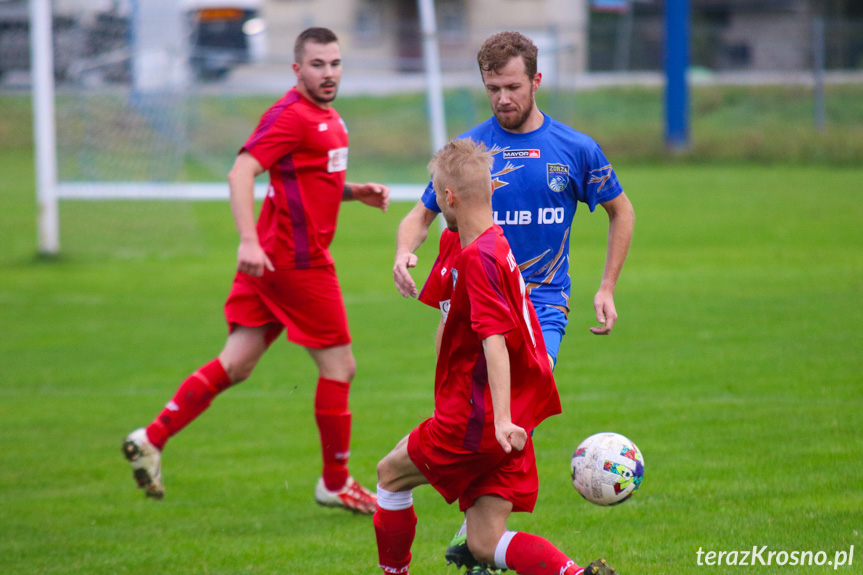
[224,264,351,349]
[407,418,539,513]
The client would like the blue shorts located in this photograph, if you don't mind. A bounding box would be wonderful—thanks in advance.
[534,305,568,369]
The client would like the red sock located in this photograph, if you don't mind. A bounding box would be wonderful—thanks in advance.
[373,506,416,574]
[314,377,351,491]
[145,359,232,450]
[504,532,580,575]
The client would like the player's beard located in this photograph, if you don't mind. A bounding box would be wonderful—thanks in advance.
[301,77,339,104]
[494,97,535,131]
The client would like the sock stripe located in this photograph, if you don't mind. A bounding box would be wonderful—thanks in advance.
[376,486,414,511]
[192,370,219,393]
[494,530,518,569]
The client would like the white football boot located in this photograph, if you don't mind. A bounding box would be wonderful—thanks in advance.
[122,428,165,499]
[314,476,377,514]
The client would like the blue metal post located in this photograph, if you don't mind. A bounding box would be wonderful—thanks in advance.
[665,0,690,151]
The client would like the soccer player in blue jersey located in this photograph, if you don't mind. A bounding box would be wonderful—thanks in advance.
[392,31,634,574]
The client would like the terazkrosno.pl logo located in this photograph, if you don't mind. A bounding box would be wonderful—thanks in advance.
[696,546,854,569]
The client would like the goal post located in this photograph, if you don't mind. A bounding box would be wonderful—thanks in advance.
[30,0,59,255]
[29,0,442,256]
[54,182,425,202]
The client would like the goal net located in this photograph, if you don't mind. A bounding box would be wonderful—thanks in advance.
[24,0,429,254]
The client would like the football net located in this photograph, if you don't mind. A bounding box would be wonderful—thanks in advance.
[27,0,433,254]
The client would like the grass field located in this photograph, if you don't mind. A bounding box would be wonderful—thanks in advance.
[2,97,863,573]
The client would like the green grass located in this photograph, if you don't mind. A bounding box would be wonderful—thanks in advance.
[2,101,863,573]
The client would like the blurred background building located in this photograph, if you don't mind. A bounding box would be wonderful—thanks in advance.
[263,0,863,76]
[264,0,589,77]
[2,0,861,89]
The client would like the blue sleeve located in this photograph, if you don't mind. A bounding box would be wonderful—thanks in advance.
[420,179,441,213]
[579,141,623,212]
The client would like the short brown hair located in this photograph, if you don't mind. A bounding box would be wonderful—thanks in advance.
[477,31,538,79]
[428,138,494,201]
[294,27,339,63]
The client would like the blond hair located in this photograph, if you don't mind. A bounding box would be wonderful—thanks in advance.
[428,139,494,202]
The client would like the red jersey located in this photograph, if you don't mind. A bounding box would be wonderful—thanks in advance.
[242,88,349,269]
[422,226,561,453]
[418,228,462,322]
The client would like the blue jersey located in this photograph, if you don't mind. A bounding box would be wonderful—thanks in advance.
[421,113,623,312]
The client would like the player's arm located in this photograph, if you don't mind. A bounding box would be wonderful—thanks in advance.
[228,151,274,277]
[393,201,439,298]
[343,182,390,212]
[591,191,635,335]
[483,334,527,453]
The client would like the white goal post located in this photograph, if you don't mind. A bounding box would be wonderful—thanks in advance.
[30,0,445,255]
[30,0,59,254]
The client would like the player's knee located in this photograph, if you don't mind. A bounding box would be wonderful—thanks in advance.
[318,352,356,382]
[221,357,255,383]
[376,456,395,490]
[342,355,357,382]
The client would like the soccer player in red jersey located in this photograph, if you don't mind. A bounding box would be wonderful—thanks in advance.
[121,27,388,514]
[373,139,615,575]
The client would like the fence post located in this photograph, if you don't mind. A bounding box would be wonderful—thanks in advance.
[665,0,690,152]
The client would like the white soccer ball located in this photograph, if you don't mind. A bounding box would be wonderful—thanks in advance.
[570,432,644,506]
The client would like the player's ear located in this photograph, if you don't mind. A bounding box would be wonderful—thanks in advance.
[445,187,455,207]
[533,72,542,92]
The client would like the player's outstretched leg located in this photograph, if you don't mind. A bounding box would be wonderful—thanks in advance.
[122,358,234,498]
[122,428,164,499]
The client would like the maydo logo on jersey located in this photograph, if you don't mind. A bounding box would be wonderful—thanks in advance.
[547,163,570,192]
[502,149,541,159]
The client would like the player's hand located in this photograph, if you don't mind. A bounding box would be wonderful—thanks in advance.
[590,288,617,335]
[393,251,419,298]
[353,183,390,213]
[495,421,527,453]
[237,239,274,277]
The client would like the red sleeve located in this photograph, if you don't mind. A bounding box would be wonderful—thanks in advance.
[418,252,445,309]
[465,237,516,341]
[242,104,303,170]
[418,230,461,309]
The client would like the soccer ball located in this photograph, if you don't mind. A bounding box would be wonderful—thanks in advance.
[570,432,644,506]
